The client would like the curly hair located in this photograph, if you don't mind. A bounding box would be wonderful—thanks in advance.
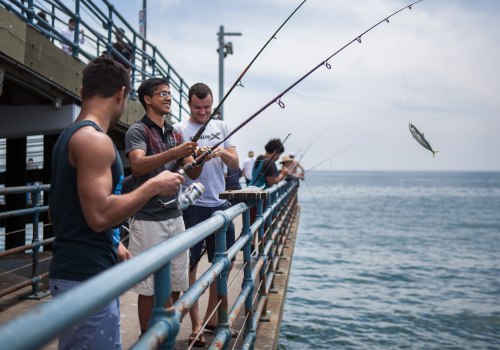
[265,138,285,154]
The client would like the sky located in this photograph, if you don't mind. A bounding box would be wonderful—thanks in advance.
[105,0,500,171]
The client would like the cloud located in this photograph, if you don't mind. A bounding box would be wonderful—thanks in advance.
[109,0,500,171]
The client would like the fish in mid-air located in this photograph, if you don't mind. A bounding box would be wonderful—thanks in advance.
[408,122,439,157]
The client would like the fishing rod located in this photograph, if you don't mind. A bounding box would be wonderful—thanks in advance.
[176,0,425,178]
[188,134,290,269]
[170,0,307,172]
[297,129,327,164]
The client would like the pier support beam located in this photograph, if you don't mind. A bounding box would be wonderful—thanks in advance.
[5,137,27,249]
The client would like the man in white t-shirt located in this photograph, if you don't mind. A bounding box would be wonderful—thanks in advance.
[242,151,255,185]
[60,18,84,55]
[174,82,239,346]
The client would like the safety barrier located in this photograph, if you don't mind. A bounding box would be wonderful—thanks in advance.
[0,0,190,121]
[0,178,299,349]
[0,184,51,299]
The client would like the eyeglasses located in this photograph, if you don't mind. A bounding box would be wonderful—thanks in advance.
[151,91,172,98]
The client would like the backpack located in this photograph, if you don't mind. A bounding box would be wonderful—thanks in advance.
[250,158,266,188]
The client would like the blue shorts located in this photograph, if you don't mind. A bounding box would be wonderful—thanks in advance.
[183,202,236,268]
[49,278,122,350]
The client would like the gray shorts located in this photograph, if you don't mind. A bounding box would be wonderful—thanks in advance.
[128,217,189,295]
[49,278,121,350]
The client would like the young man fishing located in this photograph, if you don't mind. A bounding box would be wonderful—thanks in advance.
[49,57,184,350]
[174,82,239,347]
[124,77,201,336]
[251,138,289,188]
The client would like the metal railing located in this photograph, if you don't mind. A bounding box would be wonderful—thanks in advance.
[0,179,300,350]
[0,184,51,299]
[0,0,190,122]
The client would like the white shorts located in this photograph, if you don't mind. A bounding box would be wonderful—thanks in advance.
[128,217,189,295]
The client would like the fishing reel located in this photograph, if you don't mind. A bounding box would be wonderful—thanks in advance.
[158,182,205,210]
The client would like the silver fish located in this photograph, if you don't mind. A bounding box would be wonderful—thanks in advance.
[408,122,439,157]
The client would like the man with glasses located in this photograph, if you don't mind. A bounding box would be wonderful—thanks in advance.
[124,77,201,336]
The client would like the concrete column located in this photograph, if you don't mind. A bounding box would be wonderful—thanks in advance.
[5,137,27,249]
[41,133,58,244]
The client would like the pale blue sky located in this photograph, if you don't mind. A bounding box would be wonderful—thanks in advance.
[106,0,500,171]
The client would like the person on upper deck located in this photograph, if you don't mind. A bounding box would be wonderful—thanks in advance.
[173,82,239,347]
[124,77,201,336]
[48,57,184,350]
[60,18,84,55]
[36,11,52,38]
[111,28,133,69]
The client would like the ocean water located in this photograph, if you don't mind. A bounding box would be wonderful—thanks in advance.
[279,171,500,349]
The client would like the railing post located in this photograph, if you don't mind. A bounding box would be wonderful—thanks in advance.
[30,189,41,296]
[152,48,157,76]
[242,203,255,343]
[151,263,178,349]
[274,183,290,276]
[26,0,34,24]
[214,209,230,349]
[259,195,272,319]
[131,37,138,96]
[73,0,81,58]
[106,4,114,60]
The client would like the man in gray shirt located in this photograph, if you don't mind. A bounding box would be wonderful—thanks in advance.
[124,77,201,336]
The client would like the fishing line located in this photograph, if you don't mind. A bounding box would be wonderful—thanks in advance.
[305,145,357,173]
[395,12,416,110]
[170,0,307,172]
[303,180,322,212]
[296,128,327,164]
[177,0,425,176]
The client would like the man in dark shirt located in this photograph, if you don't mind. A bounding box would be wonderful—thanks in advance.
[124,77,201,336]
[112,28,133,69]
[49,58,184,350]
[251,138,289,188]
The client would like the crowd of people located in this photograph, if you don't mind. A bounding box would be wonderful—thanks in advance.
[47,55,305,349]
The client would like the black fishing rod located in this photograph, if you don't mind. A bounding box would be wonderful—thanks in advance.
[177,0,424,177]
[170,0,307,173]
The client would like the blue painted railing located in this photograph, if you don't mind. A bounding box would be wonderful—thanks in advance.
[0,0,190,122]
[0,179,300,349]
[0,184,51,299]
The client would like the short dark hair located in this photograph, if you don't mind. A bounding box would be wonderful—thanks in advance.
[81,57,130,99]
[265,138,284,154]
[188,82,213,104]
[137,78,169,109]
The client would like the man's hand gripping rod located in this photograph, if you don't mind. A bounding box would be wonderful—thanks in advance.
[157,150,213,209]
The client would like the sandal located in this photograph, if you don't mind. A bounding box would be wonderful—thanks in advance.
[188,332,207,348]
